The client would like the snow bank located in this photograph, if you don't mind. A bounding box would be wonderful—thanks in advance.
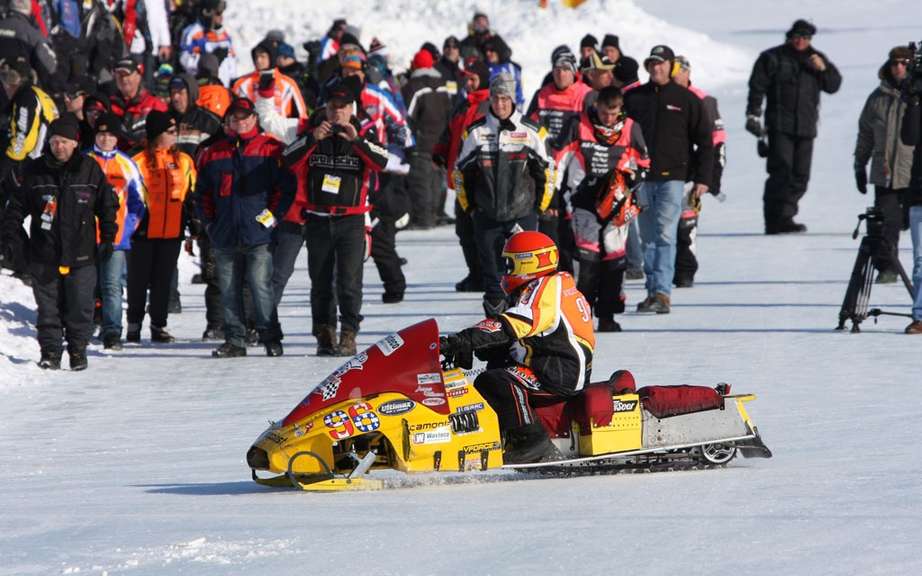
[226,0,752,96]
[0,273,42,386]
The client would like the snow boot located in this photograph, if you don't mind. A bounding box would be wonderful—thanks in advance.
[38,351,61,370]
[246,328,259,346]
[636,295,656,313]
[502,423,563,465]
[382,291,404,304]
[264,340,284,357]
[315,325,337,356]
[126,323,141,343]
[69,349,88,371]
[103,334,123,351]
[905,320,922,335]
[336,329,358,357]
[212,342,247,358]
[598,316,622,332]
[150,325,175,343]
[202,325,224,341]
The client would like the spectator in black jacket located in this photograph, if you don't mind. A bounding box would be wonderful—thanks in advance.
[402,49,451,229]
[436,36,463,104]
[1,115,117,370]
[746,19,842,234]
[624,45,713,314]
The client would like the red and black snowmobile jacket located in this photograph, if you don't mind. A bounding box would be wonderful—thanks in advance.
[282,112,389,219]
[556,109,648,216]
[526,80,593,152]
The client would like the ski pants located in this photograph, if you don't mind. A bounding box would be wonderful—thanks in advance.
[407,150,440,226]
[304,214,365,333]
[472,211,538,302]
[572,207,627,318]
[474,365,563,432]
[371,211,406,296]
[455,201,481,284]
[127,237,182,329]
[763,132,814,227]
[270,222,307,338]
[32,263,96,356]
[676,185,700,284]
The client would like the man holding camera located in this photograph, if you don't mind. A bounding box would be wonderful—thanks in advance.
[854,47,916,284]
[746,19,841,235]
[282,75,388,356]
[901,51,922,334]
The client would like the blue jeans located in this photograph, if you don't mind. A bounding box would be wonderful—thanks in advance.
[214,244,278,347]
[910,205,922,321]
[636,180,684,297]
[98,249,127,338]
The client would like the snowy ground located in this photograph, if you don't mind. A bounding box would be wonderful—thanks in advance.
[2,1,921,574]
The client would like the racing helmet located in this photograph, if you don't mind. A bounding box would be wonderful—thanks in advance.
[501,231,559,293]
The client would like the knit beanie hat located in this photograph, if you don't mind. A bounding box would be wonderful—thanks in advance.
[49,114,81,142]
[145,110,176,142]
[489,72,516,98]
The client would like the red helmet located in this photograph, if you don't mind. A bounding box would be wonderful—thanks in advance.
[501,231,559,294]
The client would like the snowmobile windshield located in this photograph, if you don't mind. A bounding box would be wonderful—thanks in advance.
[282,319,449,425]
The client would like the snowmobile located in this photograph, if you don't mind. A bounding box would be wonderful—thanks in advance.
[246,319,772,491]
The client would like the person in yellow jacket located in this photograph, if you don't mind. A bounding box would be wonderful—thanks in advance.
[127,111,197,344]
[0,56,58,183]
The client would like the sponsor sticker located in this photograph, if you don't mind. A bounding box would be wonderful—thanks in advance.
[613,399,637,412]
[455,402,484,414]
[416,372,441,385]
[463,441,501,453]
[447,387,468,398]
[422,397,446,407]
[377,399,415,416]
[293,421,314,437]
[475,319,503,333]
[408,421,450,432]
[376,334,404,356]
[412,427,452,445]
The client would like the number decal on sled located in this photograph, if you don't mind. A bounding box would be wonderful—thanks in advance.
[349,402,380,433]
[324,410,355,439]
[324,404,380,439]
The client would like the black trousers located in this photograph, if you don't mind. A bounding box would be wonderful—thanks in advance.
[675,212,699,283]
[763,132,814,227]
[127,237,182,328]
[198,234,224,328]
[474,366,562,432]
[873,186,905,273]
[304,214,365,333]
[455,201,480,283]
[32,263,96,356]
[371,212,406,296]
[407,151,440,226]
[472,211,538,302]
[576,255,627,318]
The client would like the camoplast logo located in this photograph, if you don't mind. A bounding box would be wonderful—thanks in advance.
[377,399,415,416]
[613,400,637,412]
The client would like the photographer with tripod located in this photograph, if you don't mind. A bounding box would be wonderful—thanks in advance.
[900,45,922,334]
[854,46,915,284]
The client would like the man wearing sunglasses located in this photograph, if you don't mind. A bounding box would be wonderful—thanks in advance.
[746,19,841,235]
[854,47,916,284]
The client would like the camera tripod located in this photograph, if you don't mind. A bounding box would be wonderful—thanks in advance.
[836,209,915,333]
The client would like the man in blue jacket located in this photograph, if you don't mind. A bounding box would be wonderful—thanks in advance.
[196,97,295,358]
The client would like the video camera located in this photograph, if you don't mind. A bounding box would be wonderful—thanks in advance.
[852,206,885,240]
[905,40,922,96]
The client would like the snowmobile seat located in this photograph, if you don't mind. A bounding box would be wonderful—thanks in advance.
[637,385,724,419]
[533,396,573,438]
[575,381,616,429]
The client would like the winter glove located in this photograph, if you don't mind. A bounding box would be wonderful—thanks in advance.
[211,47,229,63]
[439,334,473,369]
[97,242,114,263]
[756,136,770,159]
[745,115,765,138]
[855,167,868,194]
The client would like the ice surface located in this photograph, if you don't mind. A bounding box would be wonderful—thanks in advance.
[1,1,920,574]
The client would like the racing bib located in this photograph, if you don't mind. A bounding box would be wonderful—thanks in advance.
[321,174,342,194]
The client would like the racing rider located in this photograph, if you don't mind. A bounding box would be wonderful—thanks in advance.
[439,231,595,464]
